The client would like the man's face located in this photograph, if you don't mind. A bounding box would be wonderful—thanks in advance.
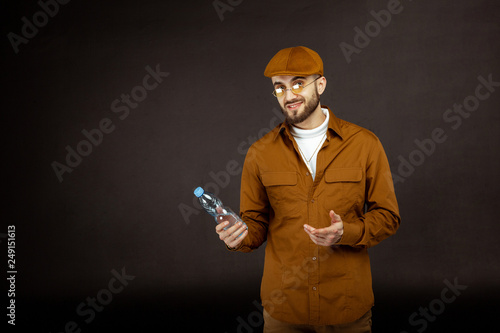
[272,75,321,126]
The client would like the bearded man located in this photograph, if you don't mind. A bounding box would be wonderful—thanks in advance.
[215,46,401,333]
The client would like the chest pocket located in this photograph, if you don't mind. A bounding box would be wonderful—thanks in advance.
[261,172,298,214]
[324,167,364,213]
[325,168,362,183]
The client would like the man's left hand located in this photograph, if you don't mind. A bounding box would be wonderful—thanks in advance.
[304,210,344,246]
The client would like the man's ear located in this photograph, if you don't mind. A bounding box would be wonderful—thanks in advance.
[317,76,327,95]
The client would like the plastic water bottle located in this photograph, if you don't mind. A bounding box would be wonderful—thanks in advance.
[194,187,247,230]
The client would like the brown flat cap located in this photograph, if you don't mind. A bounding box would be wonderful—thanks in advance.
[264,46,323,78]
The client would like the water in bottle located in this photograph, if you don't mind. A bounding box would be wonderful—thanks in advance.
[194,187,247,230]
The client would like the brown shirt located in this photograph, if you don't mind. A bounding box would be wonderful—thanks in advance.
[233,106,400,325]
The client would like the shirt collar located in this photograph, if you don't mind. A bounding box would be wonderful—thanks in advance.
[274,105,344,141]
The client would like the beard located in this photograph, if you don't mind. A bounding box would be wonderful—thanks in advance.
[281,88,321,125]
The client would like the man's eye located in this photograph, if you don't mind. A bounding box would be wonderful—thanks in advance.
[276,87,285,92]
[292,82,303,89]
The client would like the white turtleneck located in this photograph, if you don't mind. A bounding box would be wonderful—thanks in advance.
[289,108,329,180]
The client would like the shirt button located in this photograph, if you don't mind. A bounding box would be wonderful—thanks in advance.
[306,172,310,176]
[312,257,317,261]
[312,286,317,291]
[311,199,315,203]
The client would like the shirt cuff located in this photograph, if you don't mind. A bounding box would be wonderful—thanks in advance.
[336,220,363,246]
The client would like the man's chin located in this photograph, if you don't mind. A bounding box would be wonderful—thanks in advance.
[282,107,304,124]
[286,115,306,125]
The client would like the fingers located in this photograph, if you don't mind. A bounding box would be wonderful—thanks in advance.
[217,221,245,240]
[303,210,343,246]
[215,221,229,233]
[303,225,325,242]
[216,221,248,247]
[304,224,329,236]
[303,224,318,237]
[227,228,248,248]
[304,224,341,246]
[307,231,340,246]
[304,226,321,242]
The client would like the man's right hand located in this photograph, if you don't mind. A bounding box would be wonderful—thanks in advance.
[215,221,248,249]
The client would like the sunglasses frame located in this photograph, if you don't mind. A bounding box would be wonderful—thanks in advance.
[272,76,322,97]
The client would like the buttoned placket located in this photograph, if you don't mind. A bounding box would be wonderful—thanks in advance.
[307,133,333,324]
[288,128,335,324]
[283,124,344,324]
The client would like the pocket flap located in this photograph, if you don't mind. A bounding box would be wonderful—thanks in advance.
[261,172,297,186]
[325,168,362,183]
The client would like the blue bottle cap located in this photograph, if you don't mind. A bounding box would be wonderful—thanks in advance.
[194,187,204,197]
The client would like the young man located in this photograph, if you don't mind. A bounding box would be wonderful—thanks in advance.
[216,46,401,332]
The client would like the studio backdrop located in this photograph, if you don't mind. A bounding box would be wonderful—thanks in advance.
[2,0,499,332]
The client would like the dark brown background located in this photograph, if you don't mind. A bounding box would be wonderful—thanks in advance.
[2,0,499,332]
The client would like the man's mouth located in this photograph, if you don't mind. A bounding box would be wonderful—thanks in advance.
[286,101,303,110]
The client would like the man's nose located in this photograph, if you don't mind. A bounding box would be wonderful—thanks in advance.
[284,88,298,101]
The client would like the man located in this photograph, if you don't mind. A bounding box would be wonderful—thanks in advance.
[216,46,400,332]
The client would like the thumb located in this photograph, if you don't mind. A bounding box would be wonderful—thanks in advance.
[330,210,341,224]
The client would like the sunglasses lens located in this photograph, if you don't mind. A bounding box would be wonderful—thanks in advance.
[291,83,303,94]
[274,88,284,97]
